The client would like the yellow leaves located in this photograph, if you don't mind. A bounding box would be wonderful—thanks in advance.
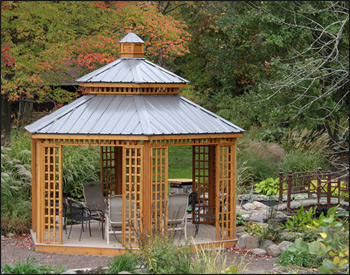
[333,256,340,265]
[319,232,327,238]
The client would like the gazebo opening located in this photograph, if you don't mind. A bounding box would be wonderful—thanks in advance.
[25,32,244,255]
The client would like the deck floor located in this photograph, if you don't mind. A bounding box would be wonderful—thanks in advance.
[32,216,219,250]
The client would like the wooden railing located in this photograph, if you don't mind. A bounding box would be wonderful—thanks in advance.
[279,168,349,212]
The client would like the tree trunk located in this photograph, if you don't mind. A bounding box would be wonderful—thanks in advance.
[19,100,34,127]
[1,95,13,145]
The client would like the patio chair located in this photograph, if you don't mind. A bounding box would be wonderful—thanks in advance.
[81,182,107,229]
[67,198,104,241]
[168,193,189,240]
[105,195,123,244]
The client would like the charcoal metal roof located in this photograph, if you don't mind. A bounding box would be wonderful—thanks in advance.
[76,58,189,84]
[25,95,244,136]
[119,32,144,43]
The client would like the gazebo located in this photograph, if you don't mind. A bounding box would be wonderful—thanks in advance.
[25,32,244,255]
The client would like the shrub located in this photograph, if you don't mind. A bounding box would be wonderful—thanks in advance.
[105,251,140,274]
[276,249,322,268]
[279,151,329,173]
[1,257,66,274]
[136,230,192,274]
[254,177,280,196]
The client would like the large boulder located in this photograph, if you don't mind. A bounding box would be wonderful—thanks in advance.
[251,248,267,256]
[267,244,282,257]
[237,233,259,249]
[260,239,274,251]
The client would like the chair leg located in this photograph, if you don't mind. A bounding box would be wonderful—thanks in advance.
[184,219,187,240]
[106,220,109,244]
[79,222,83,241]
[89,220,92,237]
[68,221,73,239]
[101,220,104,239]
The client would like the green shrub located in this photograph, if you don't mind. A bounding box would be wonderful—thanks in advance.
[137,230,192,274]
[283,205,317,233]
[276,249,322,268]
[254,177,280,196]
[62,146,100,200]
[279,151,329,173]
[105,251,140,274]
[1,257,66,274]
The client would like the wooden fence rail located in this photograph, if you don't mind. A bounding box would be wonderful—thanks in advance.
[279,168,349,212]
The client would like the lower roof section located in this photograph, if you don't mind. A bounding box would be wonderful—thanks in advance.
[25,95,244,136]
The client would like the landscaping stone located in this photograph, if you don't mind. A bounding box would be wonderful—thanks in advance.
[267,244,282,257]
[242,203,256,211]
[260,239,274,251]
[278,241,294,251]
[237,233,259,249]
[252,201,270,209]
[236,226,245,233]
[251,248,267,256]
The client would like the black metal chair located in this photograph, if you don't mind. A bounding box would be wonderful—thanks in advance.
[187,192,198,214]
[67,198,104,241]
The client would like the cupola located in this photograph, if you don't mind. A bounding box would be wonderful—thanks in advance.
[119,32,145,58]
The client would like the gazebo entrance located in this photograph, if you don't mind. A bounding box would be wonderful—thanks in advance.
[26,32,244,255]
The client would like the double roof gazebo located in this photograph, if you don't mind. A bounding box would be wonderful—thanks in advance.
[25,33,244,255]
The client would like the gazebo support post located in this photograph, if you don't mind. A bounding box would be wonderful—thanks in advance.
[142,141,152,233]
[31,139,38,233]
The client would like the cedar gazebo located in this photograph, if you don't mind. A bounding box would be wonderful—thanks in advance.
[25,33,244,255]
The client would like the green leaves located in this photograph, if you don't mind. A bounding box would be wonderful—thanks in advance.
[254,177,279,195]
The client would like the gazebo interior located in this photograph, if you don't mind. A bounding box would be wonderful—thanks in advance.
[25,32,244,256]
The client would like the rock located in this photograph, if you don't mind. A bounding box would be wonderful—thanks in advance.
[8,233,15,238]
[242,203,256,211]
[278,241,294,251]
[267,244,282,257]
[236,232,246,238]
[260,239,274,251]
[248,212,267,223]
[252,201,270,210]
[236,226,245,233]
[237,233,259,249]
[251,248,267,256]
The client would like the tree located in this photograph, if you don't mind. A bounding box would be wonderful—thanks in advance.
[1,1,190,144]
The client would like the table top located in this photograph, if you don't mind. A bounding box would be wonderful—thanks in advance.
[168,178,193,185]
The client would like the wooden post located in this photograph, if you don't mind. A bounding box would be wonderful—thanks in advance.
[317,167,322,207]
[279,169,283,204]
[31,139,37,233]
[143,141,151,233]
[287,171,292,212]
[327,171,332,208]
[116,147,123,195]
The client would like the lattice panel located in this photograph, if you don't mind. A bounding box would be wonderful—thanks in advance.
[122,147,143,247]
[101,146,122,198]
[192,146,213,224]
[151,147,168,231]
[42,145,62,244]
[216,144,236,240]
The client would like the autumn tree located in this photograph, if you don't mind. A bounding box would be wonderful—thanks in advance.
[1,1,190,144]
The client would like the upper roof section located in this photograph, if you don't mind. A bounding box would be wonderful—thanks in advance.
[76,32,188,95]
[25,95,244,136]
[119,32,145,43]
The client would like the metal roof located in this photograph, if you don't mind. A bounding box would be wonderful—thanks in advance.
[76,58,189,84]
[25,95,244,136]
[119,32,145,43]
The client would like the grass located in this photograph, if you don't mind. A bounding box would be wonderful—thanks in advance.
[168,146,192,178]
[1,257,66,274]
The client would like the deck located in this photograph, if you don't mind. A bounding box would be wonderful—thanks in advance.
[31,216,237,256]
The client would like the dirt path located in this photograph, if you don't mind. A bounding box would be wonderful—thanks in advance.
[1,234,276,273]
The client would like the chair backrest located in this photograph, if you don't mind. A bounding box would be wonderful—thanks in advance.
[81,181,106,213]
[168,193,189,223]
[108,195,123,224]
[67,198,85,221]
